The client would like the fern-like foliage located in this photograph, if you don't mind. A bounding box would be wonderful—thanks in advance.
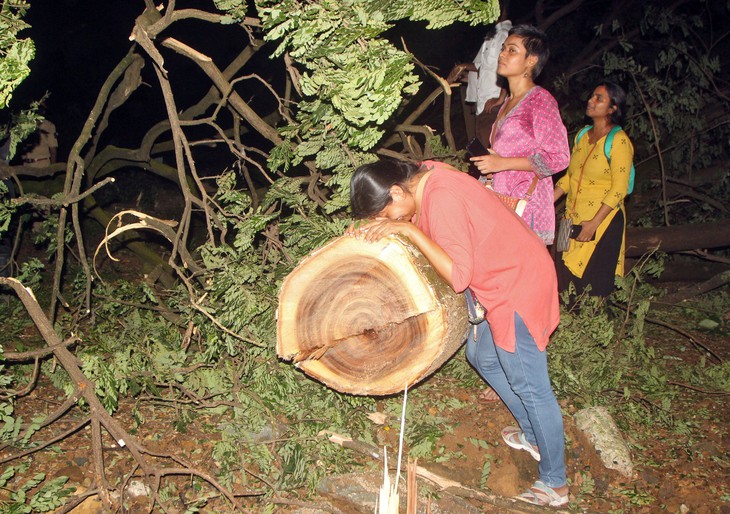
[6,0,500,501]
[252,0,499,213]
[156,0,499,492]
[0,0,34,110]
[548,254,693,430]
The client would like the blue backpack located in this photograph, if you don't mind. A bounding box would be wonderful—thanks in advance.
[575,125,635,194]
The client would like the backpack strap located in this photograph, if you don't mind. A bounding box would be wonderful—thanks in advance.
[603,125,622,163]
[574,125,592,147]
[604,125,636,195]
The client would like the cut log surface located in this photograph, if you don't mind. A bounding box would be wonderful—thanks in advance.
[277,235,469,396]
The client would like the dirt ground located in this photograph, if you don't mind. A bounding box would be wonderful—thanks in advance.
[412,366,730,513]
[2,240,729,513]
[3,326,728,513]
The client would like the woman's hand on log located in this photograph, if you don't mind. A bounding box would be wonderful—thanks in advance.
[346,220,455,288]
[346,218,413,243]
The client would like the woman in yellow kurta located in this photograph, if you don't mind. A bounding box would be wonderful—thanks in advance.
[554,81,634,297]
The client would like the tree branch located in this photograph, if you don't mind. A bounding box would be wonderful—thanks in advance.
[0,277,247,511]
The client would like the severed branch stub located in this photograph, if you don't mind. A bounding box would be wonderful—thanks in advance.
[276,235,469,396]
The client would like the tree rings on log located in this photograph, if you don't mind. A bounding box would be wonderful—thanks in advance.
[276,235,469,396]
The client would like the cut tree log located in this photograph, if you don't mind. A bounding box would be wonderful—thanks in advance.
[276,234,468,396]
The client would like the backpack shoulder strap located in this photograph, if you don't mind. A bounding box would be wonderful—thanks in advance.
[574,125,592,146]
[603,125,622,163]
[604,125,635,194]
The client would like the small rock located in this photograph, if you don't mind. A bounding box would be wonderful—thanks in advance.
[698,319,719,330]
[574,406,634,477]
[124,480,151,499]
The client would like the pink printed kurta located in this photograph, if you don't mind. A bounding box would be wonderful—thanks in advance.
[489,86,569,244]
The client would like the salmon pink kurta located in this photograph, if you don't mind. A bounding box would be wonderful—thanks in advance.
[417,161,559,352]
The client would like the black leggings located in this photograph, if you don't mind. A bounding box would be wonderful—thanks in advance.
[556,209,624,298]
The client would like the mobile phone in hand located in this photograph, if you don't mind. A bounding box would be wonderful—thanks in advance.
[466,138,490,179]
[466,138,489,157]
[570,224,596,241]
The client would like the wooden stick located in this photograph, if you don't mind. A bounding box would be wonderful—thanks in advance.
[406,458,417,514]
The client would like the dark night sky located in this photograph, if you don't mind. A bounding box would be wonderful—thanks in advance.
[14,1,148,152]
[13,1,545,156]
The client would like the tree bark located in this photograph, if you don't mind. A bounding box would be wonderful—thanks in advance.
[656,270,730,305]
[643,261,730,283]
[625,219,730,257]
[277,235,468,396]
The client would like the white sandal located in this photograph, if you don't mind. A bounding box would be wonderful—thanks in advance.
[501,426,541,462]
[516,480,569,507]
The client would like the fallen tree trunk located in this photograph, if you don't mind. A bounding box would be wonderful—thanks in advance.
[625,219,730,257]
[277,235,468,396]
[655,270,730,305]
[641,261,730,282]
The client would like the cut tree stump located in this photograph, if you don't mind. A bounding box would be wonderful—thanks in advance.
[277,235,469,396]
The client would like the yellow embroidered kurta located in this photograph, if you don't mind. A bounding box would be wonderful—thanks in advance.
[555,128,634,278]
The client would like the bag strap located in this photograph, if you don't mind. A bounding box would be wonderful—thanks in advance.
[574,125,592,146]
[523,174,539,200]
[604,125,622,164]
[569,140,598,214]
[502,173,540,200]
[604,125,636,194]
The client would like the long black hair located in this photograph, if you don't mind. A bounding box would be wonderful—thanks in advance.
[596,80,627,126]
[350,159,422,219]
[508,24,549,79]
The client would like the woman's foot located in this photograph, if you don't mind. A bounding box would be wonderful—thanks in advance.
[516,480,569,507]
[477,386,501,404]
[501,426,541,461]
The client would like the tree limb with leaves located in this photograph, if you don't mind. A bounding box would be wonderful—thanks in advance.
[0,0,501,510]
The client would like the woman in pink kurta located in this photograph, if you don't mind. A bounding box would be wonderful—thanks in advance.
[472,25,569,245]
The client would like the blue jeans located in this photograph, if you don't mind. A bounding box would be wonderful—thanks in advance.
[465,312,566,488]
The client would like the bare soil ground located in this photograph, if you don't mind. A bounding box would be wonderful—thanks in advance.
[3,325,728,513]
[2,242,728,513]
